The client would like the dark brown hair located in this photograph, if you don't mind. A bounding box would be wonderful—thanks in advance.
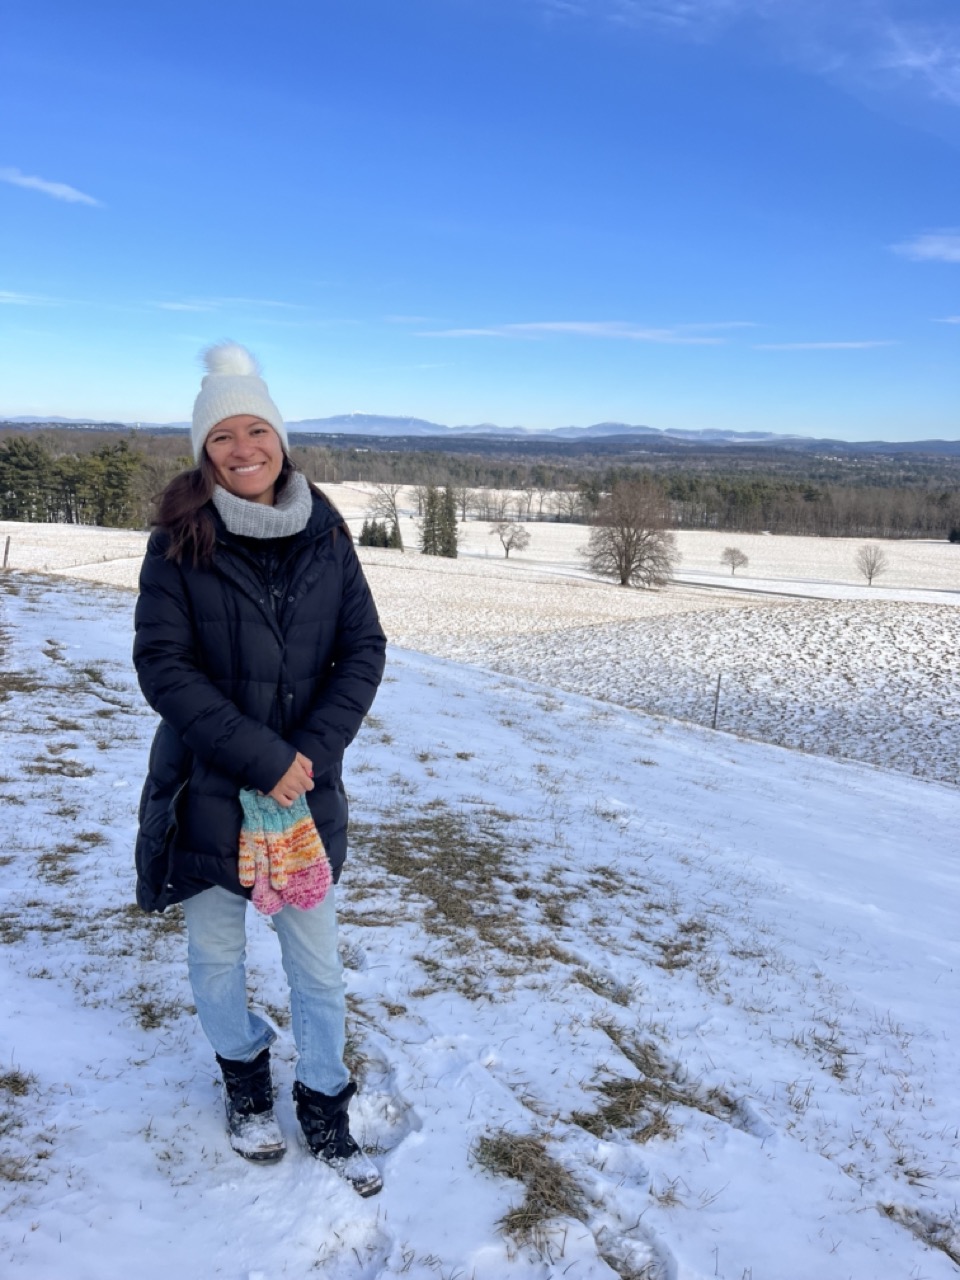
[153,454,350,566]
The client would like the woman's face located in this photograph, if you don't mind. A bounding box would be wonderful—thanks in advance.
[205,415,284,505]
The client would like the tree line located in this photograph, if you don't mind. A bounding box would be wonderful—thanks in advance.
[1,428,958,542]
[0,435,154,526]
[661,473,960,539]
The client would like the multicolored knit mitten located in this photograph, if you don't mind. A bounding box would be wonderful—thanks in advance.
[238,789,333,916]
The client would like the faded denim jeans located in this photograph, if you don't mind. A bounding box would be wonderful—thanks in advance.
[181,884,349,1095]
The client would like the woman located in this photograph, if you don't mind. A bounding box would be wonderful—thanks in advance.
[133,342,386,1195]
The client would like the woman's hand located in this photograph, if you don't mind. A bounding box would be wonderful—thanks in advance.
[267,752,315,808]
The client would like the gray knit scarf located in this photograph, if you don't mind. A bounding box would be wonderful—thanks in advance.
[212,470,313,539]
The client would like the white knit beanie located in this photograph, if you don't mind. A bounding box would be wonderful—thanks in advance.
[191,341,288,461]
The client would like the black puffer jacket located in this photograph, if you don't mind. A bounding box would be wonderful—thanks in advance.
[133,493,386,913]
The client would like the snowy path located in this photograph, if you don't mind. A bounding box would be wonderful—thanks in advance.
[1,573,959,1279]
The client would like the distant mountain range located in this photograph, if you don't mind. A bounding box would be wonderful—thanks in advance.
[4,412,960,456]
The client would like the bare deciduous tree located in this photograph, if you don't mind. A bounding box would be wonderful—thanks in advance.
[470,488,516,522]
[532,486,552,519]
[490,522,531,558]
[552,488,584,522]
[581,480,679,588]
[452,485,470,522]
[490,491,516,521]
[855,543,888,585]
[720,547,749,575]
[367,483,405,551]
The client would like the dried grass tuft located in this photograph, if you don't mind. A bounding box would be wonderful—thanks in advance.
[474,1129,583,1245]
[879,1202,960,1267]
[0,1070,35,1098]
[571,1020,738,1141]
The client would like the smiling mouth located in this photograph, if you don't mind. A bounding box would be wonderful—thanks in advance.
[232,464,265,474]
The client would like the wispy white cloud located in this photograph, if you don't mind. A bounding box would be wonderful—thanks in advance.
[878,21,960,107]
[0,166,101,207]
[156,302,215,314]
[533,2,960,111]
[755,339,896,349]
[609,0,752,33]
[0,290,61,306]
[153,296,305,312]
[934,314,960,322]
[891,230,960,263]
[384,314,439,325]
[155,302,215,313]
[417,319,741,344]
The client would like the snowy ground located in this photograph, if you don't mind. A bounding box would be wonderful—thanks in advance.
[1,571,959,1280]
[3,491,959,597]
[419,596,960,787]
[3,511,958,788]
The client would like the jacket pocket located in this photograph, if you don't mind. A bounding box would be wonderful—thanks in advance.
[136,777,190,913]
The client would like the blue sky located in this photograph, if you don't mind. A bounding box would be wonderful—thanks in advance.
[1,0,959,439]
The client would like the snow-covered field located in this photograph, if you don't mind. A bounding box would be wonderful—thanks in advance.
[4,486,960,595]
[1,571,959,1280]
[422,597,960,786]
[2,507,958,787]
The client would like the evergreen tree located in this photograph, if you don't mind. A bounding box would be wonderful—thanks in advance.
[0,438,54,521]
[388,521,403,549]
[84,440,142,526]
[361,519,395,547]
[439,484,458,558]
[420,485,440,555]
[52,454,87,523]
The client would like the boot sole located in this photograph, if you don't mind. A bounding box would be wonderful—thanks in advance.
[354,1175,383,1198]
[231,1143,287,1163]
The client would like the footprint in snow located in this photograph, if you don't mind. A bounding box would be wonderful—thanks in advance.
[353,1051,422,1153]
[594,1222,676,1280]
[338,937,368,971]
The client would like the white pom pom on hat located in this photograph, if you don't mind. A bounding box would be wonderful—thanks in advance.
[191,340,288,462]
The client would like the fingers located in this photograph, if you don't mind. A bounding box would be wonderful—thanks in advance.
[266,751,315,806]
[294,752,315,791]
[267,775,301,807]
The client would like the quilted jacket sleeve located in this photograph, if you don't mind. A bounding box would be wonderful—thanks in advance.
[133,536,296,794]
[288,536,386,774]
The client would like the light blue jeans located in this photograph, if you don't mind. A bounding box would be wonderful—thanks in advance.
[181,885,349,1095]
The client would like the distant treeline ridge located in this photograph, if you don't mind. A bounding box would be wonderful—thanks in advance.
[1,429,958,540]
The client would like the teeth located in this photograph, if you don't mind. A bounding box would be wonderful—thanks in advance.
[234,465,262,473]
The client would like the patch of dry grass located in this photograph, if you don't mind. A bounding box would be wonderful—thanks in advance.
[0,1069,35,1098]
[571,1020,739,1142]
[474,1129,584,1246]
[879,1202,960,1267]
[36,845,81,884]
[350,802,529,950]
[0,671,41,700]
[24,759,94,779]
[572,967,632,1006]
[0,1069,42,1185]
[0,911,27,944]
[133,997,183,1030]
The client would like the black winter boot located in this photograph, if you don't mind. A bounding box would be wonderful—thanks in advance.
[292,1080,382,1196]
[217,1048,286,1163]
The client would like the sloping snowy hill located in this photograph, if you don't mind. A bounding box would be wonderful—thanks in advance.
[1,573,958,1280]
